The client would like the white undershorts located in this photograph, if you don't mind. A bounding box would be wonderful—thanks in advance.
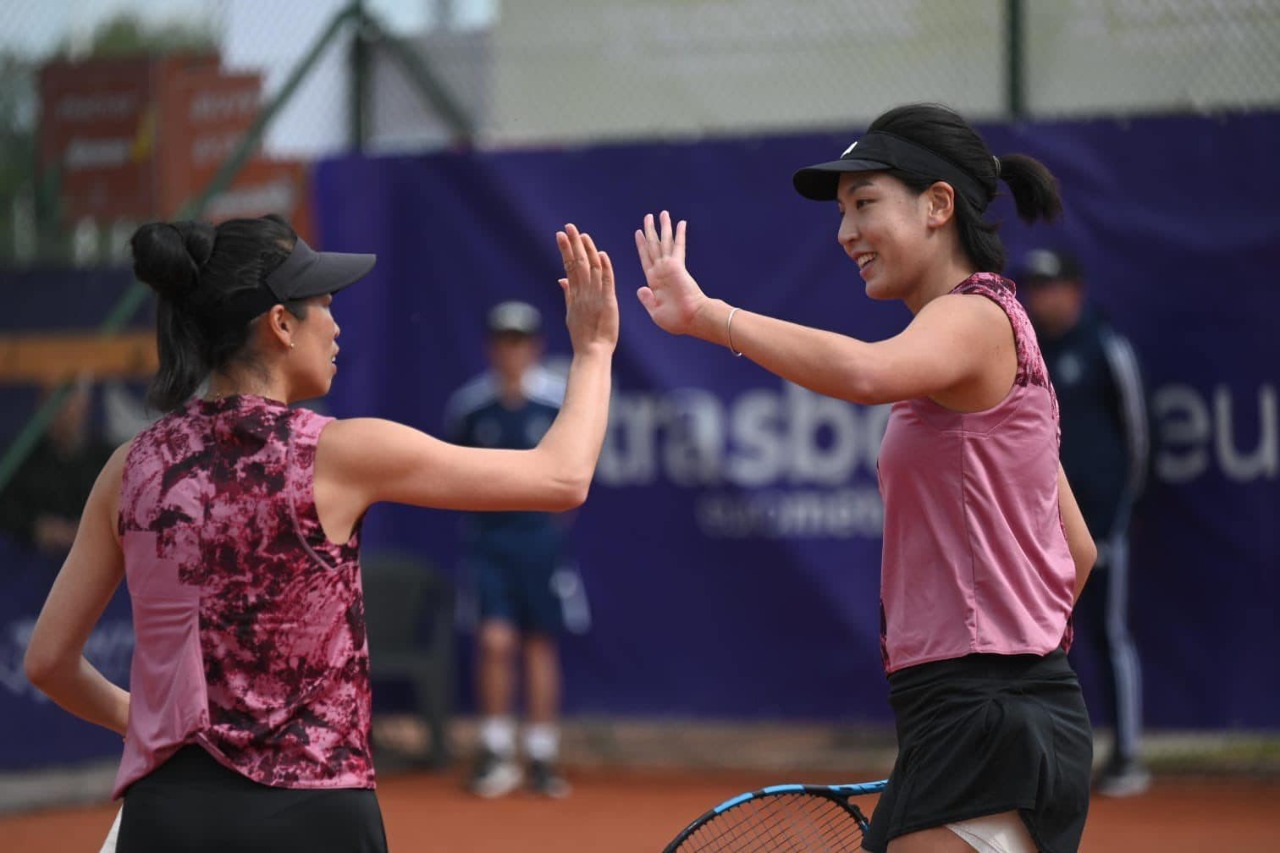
[99,806,121,853]
[946,810,1038,853]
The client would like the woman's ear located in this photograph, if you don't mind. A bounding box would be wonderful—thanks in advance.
[924,181,957,228]
[265,304,292,350]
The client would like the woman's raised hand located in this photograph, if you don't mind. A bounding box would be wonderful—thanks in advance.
[556,224,619,354]
[635,211,708,336]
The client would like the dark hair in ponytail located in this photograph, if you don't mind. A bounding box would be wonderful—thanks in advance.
[866,103,1062,273]
[130,214,298,411]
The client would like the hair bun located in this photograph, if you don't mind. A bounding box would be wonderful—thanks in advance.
[130,220,216,298]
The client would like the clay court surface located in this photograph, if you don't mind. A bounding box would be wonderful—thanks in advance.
[3,767,1278,852]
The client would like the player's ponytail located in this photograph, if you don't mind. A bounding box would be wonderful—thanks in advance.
[995,153,1063,225]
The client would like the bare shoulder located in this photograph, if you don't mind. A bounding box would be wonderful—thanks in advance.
[87,439,135,535]
[922,291,1008,320]
[316,417,451,510]
[321,417,421,447]
[318,417,442,471]
[912,292,1011,344]
[106,438,134,469]
[99,439,135,491]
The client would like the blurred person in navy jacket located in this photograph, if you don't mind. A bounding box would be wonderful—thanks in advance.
[1019,248,1151,797]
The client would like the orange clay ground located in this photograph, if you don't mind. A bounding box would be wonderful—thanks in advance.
[3,765,1278,852]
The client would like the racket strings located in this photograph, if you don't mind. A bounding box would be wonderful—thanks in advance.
[677,792,865,852]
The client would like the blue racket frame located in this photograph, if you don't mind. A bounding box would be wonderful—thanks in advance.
[663,779,889,852]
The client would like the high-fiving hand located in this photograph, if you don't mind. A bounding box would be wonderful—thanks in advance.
[635,211,709,336]
[555,223,619,354]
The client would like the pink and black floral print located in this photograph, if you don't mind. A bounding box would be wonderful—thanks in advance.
[117,395,373,792]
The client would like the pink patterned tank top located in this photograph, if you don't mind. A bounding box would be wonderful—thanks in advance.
[113,394,373,798]
[876,273,1077,673]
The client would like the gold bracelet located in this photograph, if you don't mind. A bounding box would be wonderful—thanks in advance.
[726,306,744,357]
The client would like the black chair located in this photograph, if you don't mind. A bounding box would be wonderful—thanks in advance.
[361,552,454,769]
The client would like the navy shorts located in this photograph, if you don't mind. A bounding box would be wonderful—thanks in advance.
[472,546,566,635]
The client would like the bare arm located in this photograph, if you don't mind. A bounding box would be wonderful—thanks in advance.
[685,294,1008,405]
[319,371,607,513]
[1057,463,1097,602]
[24,443,131,735]
[317,224,618,521]
[634,212,1008,406]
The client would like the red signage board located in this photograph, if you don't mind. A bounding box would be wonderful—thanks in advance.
[39,56,155,220]
[38,53,313,242]
[156,68,262,216]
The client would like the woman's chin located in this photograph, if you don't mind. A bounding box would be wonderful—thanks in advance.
[862,277,893,301]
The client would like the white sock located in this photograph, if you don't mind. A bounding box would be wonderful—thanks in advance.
[479,717,516,757]
[523,723,560,763]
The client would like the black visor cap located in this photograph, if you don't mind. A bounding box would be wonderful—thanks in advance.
[264,238,377,302]
[793,156,894,201]
[792,131,988,210]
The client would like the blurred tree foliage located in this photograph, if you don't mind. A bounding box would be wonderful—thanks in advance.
[72,13,215,60]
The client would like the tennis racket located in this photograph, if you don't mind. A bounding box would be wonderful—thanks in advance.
[663,779,887,852]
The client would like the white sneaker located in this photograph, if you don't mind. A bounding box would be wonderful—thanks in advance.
[469,749,523,798]
[1095,761,1152,798]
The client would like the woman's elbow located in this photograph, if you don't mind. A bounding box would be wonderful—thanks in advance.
[545,478,590,512]
[24,642,63,691]
[1073,534,1098,576]
[1082,538,1099,572]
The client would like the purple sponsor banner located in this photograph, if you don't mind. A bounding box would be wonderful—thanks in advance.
[316,112,1275,728]
[1,113,1275,775]
[0,537,134,770]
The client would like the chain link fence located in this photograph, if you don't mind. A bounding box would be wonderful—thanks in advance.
[453,0,1280,146]
[1022,0,1280,117]
[1,0,1278,267]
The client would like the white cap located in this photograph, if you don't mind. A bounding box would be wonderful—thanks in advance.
[486,300,542,336]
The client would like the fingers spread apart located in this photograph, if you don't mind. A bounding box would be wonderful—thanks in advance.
[635,211,685,271]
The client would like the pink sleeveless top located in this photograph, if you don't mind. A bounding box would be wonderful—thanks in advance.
[113,394,373,798]
[877,273,1076,674]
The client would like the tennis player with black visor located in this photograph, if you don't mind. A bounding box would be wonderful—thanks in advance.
[24,213,618,852]
[635,103,1098,853]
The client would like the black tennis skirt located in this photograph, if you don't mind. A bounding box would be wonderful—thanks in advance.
[117,745,388,853]
[863,650,1092,853]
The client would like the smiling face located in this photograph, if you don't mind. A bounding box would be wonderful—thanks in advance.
[835,171,943,303]
[287,294,341,400]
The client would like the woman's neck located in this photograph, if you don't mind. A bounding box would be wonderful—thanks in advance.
[206,370,287,404]
[905,253,980,315]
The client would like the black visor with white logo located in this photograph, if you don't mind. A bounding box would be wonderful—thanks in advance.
[793,131,991,211]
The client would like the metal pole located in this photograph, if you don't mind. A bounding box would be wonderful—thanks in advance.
[351,0,368,152]
[365,14,475,145]
[1007,0,1026,119]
